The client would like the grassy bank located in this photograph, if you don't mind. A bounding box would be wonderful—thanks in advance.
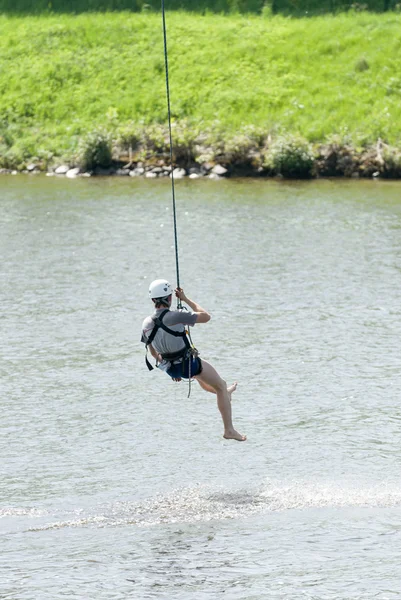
[1,11,401,174]
[0,0,397,15]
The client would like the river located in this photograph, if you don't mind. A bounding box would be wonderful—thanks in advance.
[2,174,401,599]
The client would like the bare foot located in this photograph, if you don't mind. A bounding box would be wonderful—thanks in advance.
[227,382,238,395]
[223,429,247,442]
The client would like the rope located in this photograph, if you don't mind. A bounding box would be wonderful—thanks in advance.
[161,0,182,310]
[161,2,196,399]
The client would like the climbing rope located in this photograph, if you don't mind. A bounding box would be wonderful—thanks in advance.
[161,0,182,310]
[161,2,199,398]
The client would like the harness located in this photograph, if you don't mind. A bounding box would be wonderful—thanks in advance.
[145,309,199,397]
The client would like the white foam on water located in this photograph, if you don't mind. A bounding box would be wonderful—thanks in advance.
[258,480,401,511]
[0,507,49,518]
[26,479,401,532]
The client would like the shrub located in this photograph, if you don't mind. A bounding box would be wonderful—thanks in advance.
[117,125,141,153]
[222,127,265,169]
[266,135,315,179]
[116,122,142,163]
[261,2,273,16]
[77,130,113,171]
[169,121,201,167]
[358,146,381,177]
[193,124,225,165]
[382,145,401,178]
[0,121,13,149]
[137,123,169,163]
[315,135,359,176]
[0,147,27,170]
[350,2,368,11]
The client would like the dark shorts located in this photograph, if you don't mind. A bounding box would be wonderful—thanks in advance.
[167,356,202,380]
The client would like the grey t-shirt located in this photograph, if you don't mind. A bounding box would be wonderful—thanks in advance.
[141,309,197,357]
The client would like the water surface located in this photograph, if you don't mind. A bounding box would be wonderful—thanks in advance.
[2,175,401,599]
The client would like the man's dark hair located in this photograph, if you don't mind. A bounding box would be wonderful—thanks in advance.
[153,295,171,308]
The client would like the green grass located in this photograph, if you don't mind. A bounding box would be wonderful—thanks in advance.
[1,10,401,165]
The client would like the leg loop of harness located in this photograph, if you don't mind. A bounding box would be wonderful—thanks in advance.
[186,346,199,398]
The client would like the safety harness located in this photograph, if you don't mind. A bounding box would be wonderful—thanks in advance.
[145,309,199,397]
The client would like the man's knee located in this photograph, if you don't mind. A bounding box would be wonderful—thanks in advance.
[215,377,227,393]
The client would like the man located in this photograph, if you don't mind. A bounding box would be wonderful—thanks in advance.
[141,279,246,442]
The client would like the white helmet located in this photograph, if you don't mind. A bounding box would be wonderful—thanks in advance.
[149,279,173,300]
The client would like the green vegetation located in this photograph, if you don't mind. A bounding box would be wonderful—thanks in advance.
[271,0,397,16]
[77,129,113,170]
[1,10,401,174]
[0,0,265,14]
[266,136,315,178]
[0,0,397,15]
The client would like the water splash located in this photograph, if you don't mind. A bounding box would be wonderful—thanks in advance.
[0,507,49,518]
[26,479,401,532]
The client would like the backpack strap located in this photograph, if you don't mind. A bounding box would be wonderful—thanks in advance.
[145,309,190,371]
[146,309,169,347]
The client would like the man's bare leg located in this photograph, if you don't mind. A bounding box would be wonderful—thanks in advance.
[197,379,238,398]
[197,379,215,394]
[196,360,246,442]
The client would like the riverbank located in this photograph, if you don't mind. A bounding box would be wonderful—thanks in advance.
[1,11,401,176]
[1,136,401,179]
